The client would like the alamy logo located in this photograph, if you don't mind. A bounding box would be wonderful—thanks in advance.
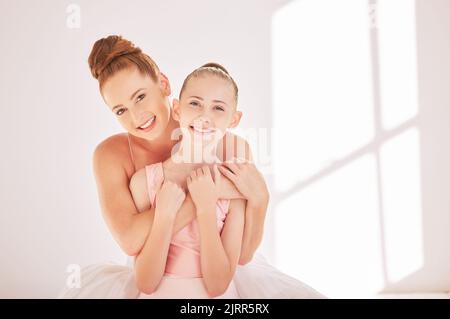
[66,4,81,29]
[65,264,81,288]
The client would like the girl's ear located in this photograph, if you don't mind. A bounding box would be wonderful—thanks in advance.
[228,111,242,129]
[172,98,181,122]
[159,72,171,96]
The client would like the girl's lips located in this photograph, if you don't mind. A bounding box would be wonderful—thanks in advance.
[137,116,156,132]
[189,125,215,134]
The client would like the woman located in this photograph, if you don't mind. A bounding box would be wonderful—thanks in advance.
[59,35,324,299]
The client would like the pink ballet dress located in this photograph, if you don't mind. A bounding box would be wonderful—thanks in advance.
[138,162,239,299]
[58,162,325,299]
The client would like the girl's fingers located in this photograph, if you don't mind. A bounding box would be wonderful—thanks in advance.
[196,167,203,176]
[222,162,239,174]
[213,165,220,182]
[202,165,210,176]
[218,165,237,182]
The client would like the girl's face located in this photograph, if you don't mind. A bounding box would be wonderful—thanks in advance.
[173,75,242,146]
[101,67,172,140]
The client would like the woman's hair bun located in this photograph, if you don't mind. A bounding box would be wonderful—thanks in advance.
[88,35,141,79]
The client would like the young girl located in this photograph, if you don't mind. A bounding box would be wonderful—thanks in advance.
[129,63,245,298]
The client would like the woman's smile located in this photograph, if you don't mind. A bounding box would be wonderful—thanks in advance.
[137,115,156,132]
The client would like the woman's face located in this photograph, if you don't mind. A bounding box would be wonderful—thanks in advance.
[173,75,242,147]
[101,67,172,140]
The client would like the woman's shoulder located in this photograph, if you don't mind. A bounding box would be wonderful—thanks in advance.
[93,133,134,175]
[94,133,129,157]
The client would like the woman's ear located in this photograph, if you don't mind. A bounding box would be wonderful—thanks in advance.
[229,111,242,129]
[159,72,171,96]
[172,98,181,122]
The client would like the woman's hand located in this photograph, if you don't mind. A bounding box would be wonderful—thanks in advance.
[218,160,269,208]
[155,180,186,220]
[187,166,218,215]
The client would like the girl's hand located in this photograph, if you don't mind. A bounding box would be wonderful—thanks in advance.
[155,180,186,220]
[218,160,269,208]
[187,166,218,214]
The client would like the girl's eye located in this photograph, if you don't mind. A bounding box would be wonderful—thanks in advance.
[214,106,225,111]
[190,101,200,107]
[136,94,145,102]
[116,108,126,116]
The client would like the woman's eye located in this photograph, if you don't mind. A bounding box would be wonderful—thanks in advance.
[136,94,145,102]
[190,101,200,107]
[214,106,225,111]
[116,108,126,116]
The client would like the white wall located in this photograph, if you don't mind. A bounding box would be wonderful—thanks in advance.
[0,0,448,298]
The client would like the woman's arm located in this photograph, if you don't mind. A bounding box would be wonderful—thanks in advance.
[133,181,185,294]
[93,142,195,257]
[218,148,270,265]
[187,166,245,297]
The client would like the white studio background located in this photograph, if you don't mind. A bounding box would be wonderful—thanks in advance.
[0,0,449,298]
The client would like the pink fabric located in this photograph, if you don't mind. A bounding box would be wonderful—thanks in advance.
[58,161,325,299]
[140,162,235,298]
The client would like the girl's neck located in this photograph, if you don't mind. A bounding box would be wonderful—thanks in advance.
[164,139,220,173]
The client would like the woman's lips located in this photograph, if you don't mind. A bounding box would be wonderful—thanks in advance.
[137,116,156,132]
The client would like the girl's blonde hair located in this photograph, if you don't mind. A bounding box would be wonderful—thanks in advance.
[179,62,238,103]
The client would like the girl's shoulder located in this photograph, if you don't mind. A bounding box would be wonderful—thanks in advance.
[218,132,252,162]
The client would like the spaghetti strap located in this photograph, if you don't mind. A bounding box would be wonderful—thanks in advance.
[127,133,136,173]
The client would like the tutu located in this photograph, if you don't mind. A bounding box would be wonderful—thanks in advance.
[58,263,139,299]
[59,162,325,299]
[58,252,325,299]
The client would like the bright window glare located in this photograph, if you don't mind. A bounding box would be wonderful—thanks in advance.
[378,0,419,130]
[272,0,375,193]
[380,128,424,283]
[272,0,423,297]
[275,154,383,298]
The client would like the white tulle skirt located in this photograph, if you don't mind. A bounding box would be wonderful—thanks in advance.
[58,253,325,299]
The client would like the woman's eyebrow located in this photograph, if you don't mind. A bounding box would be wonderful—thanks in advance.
[130,88,146,100]
[112,88,146,110]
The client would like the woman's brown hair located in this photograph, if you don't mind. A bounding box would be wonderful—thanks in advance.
[88,35,160,88]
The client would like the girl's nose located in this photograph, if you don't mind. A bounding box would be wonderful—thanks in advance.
[193,116,212,127]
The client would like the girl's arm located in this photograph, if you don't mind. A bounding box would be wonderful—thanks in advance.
[187,166,245,297]
[93,142,195,257]
[197,199,245,296]
[133,181,185,294]
[129,167,196,239]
